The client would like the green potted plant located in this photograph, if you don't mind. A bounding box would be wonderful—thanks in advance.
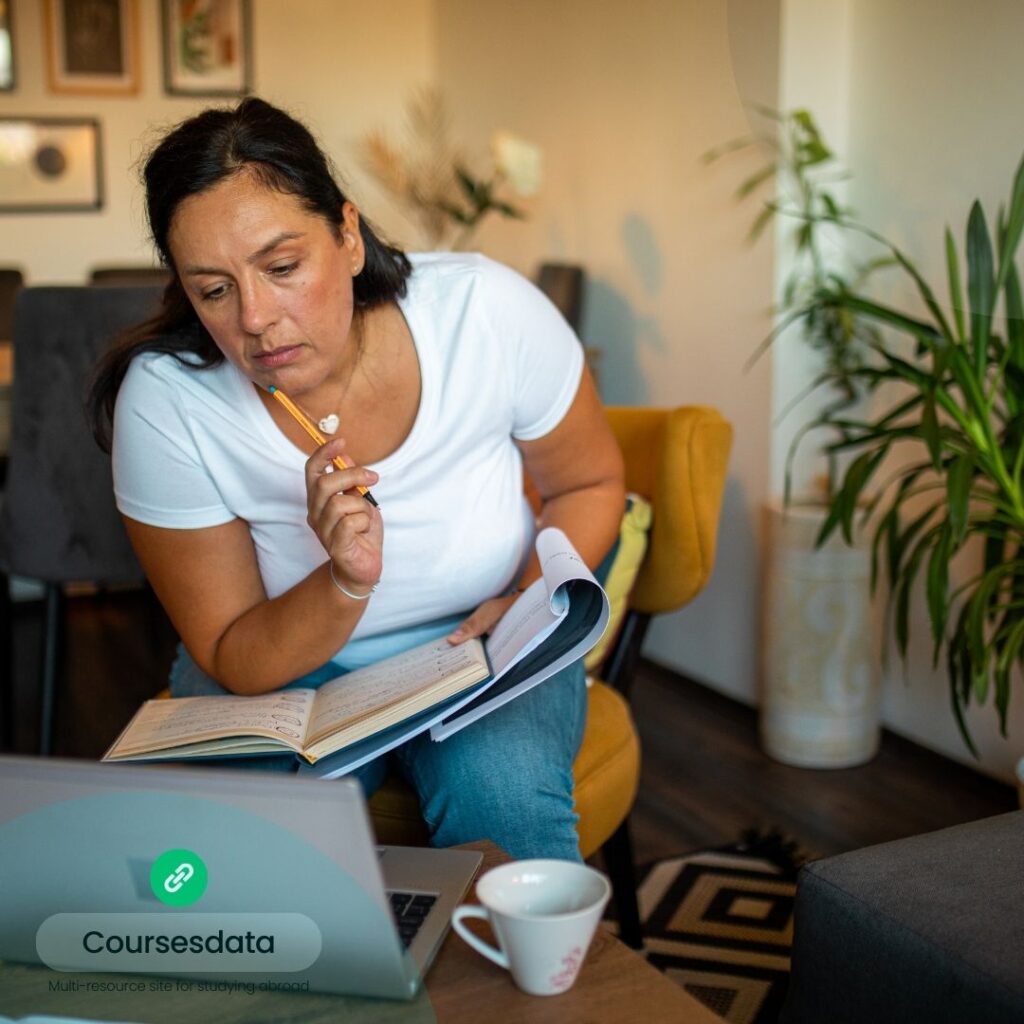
[707,108,898,495]
[799,149,1024,764]
[708,109,892,767]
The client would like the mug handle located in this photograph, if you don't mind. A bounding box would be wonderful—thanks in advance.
[451,905,510,970]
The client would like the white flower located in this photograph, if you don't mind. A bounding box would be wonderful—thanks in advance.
[491,131,543,197]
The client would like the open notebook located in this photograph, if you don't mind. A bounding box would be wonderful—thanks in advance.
[103,528,609,777]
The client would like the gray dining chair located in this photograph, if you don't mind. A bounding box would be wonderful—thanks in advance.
[535,262,585,334]
[0,268,22,747]
[0,286,162,755]
[89,266,173,288]
[0,267,24,340]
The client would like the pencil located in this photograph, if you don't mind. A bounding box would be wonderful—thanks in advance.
[268,385,379,508]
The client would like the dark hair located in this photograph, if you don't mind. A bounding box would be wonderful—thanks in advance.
[89,97,411,450]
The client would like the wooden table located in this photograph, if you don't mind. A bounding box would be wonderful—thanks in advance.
[425,842,717,1023]
[0,842,717,1023]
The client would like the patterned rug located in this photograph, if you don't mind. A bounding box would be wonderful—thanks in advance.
[613,830,805,1024]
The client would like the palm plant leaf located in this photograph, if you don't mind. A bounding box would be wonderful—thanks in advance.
[805,153,1024,752]
[947,615,980,757]
[994,151,1024,300]
[946,455,974,545]
[967,201,996,377]
[925,524,952,663]
[712,108,1024,752]
[736,164,776,200]
[946,227,967,343]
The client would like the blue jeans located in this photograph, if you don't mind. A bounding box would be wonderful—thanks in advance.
[169,644,588,861]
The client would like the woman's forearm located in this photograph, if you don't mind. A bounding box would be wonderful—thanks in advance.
[206,563,370,695]
[127,517,375,697]
[518,476,626,588]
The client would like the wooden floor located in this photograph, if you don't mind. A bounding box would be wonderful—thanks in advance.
[2,589,1017,864]
[629,659,1016,863]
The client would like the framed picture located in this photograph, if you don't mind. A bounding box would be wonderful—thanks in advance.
[0,1,14,92]
[162,0,251,97]
[44,0,138,95]
[0,118,103,213]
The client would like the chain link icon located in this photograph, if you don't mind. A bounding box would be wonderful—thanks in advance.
[163,862,196,894]
[151,850,207,906]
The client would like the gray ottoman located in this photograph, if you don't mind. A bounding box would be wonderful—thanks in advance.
[781,811,1024,1023]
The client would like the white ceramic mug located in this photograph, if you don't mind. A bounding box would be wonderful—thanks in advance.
[451,859,611,996]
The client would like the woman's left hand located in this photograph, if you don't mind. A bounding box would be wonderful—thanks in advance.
[447,594,518,644]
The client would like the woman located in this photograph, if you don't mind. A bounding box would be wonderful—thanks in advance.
[89,98,624,862]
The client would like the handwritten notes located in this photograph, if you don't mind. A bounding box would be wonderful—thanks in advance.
[106,690,316,758]
[484,583,561,677]
[102,527,605,769]
[304,639,488,752]
[104,641,490,765]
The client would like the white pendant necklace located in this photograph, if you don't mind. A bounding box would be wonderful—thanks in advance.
[285,319,366,437]
[298,339,362,436]
[291,396,344,436]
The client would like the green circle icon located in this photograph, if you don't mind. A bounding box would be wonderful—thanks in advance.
[150,849,207,906]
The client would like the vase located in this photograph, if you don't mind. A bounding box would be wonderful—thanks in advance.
[760,501,881,768]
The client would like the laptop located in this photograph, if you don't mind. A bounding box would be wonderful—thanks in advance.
[0,755,481,1000]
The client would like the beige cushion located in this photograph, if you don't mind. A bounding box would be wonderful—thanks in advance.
[585,494,652,672]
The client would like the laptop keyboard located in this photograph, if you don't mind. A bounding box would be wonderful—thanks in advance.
[388,891,438,949]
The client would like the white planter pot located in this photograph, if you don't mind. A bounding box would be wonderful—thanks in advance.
[760,501,881,768]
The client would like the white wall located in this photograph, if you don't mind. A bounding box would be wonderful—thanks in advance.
[434,0,779,704]
[8,1,1015,781]
[772,0,853,500]
[1,0,784,749]
[0,0,436,282]
[427,0,1024,781]
[765,0,1024,782]
[843,0,1024,780]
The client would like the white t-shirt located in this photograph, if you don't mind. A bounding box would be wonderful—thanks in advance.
[112,253,584,665]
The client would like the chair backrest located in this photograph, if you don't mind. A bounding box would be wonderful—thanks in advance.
[595,406,731,694]
[89,267,172,288]
[0,286,163,583]
[536,263,585,333]
[605,406,732,616]
[0,268,24,339]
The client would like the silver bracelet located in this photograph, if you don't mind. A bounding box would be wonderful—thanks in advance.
[329,563,378,600]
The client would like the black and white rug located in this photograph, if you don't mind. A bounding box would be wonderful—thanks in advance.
[613,831,805,1024]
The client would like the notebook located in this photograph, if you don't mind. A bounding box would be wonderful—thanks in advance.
[0,756,481,1002]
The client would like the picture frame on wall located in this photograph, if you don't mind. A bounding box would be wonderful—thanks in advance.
[0,0,14,92]
[44,0,139,95]
[0,118,104,213]
[162,0,251,97]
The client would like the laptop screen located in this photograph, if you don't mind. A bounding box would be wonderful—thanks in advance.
[0,757,427,1008]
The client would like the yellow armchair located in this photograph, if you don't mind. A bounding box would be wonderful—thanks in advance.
[369,405,732,947]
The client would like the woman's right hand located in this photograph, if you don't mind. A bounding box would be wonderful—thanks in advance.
[305,437,383,594]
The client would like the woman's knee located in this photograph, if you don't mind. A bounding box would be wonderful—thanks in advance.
[418,752,580,860]
[397,668,588,860]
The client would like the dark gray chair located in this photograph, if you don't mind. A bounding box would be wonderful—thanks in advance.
[0,286,162,755]
[782,811,1024,1023]
[536,262,585,334]
[0,267,24,340]
[89,267,172,288]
